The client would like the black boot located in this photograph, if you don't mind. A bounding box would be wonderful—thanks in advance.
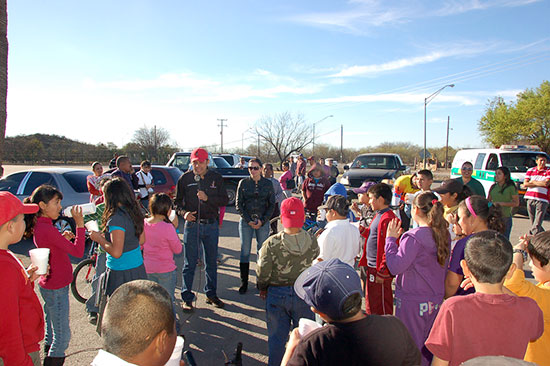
[50,357,65,366]
[44,344,51,355]
[239,262,249,294]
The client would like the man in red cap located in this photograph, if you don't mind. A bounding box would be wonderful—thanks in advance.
[175,148,229,310]
[0,192,45,365]
[256,197,320,366]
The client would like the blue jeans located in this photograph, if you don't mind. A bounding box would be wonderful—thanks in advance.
[266,286,314,366]
[503,216,513,240]
[148,270,179,333]
[86,251,106,314]
[39,286,71,357]
[239,218,270,263]
[181,221,219,302]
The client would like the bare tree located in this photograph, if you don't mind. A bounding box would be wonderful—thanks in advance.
[0,0,7,176]
[131,125,172,163]
[254,112,313,168]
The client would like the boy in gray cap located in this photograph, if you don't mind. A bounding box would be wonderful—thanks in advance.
[281,258,420,366]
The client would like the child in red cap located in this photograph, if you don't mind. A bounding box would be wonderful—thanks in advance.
[0,192,44,366]
[256,197,320,366]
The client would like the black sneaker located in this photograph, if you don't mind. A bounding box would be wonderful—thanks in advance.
[182,301,194,312]
[88,312,98,325]
[206,296,225,308]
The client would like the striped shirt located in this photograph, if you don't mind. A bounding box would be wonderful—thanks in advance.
[525,167,550,203]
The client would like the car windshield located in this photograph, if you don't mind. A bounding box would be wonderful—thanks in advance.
[213,157,231,168]
[500,152,547,173]
[351,156,397,169]
[62,171,90,193]
[166,167,183,183]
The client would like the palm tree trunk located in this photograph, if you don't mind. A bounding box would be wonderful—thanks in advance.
[0,0,8,177]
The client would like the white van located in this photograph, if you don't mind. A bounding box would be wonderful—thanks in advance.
[450,145,549,200]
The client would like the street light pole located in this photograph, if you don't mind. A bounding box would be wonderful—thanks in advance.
[312,115,333,155]
[217,118,228,153]
[423,84,454,169]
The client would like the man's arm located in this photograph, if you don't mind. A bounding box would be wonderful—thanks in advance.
[174,176,185,211]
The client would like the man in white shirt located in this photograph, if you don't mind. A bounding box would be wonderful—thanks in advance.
[316,195,361,267]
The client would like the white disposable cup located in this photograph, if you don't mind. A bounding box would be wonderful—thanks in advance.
[63,203,96,217]
[165,336,184,366]
[85,220,99,232]
[318,208,326,221]
[169,210,176,222]
[29,248,50,275]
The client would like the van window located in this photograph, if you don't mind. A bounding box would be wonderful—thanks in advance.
[474,154,486,170]
[486,154,499,171]
[501,153,546,173]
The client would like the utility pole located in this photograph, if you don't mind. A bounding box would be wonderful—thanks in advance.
[340,124,343,163]
[257,133,260,158]
[217,119,228,153]
[445,116,450,169]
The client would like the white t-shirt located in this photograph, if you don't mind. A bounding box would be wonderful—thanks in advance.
[91,350,137,366]
[137,170,154,199]
[317,219,361,267]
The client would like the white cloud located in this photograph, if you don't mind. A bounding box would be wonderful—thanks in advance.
[287,0,540,34]
[304,92,479,106]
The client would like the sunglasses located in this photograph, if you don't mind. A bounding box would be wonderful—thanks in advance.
[461,167,473,171]
[248,166,260,171]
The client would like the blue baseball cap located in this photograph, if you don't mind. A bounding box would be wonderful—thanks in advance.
[294,258,362,320]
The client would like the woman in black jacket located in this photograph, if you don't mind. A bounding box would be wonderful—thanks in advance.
[235,158,275,293]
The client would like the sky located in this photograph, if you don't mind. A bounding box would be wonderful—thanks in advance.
[6,0,550,153]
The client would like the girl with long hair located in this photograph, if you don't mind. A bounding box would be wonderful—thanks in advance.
[445,195,504,298]
[89,178,147,297]
[488,166,519,239]
[385,191,451,366]
[24,185,85,364]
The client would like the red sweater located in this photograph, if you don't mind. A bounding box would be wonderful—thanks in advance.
[34,217,86,289]
[0,250,44,365]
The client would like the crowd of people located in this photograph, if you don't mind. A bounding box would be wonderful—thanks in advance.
[1,148,549,366]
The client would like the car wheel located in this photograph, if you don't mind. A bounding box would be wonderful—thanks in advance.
[226,185,236,206]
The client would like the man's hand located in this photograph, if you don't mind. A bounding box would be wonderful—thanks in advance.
[259,290,267,300]
[386,218,402,238]
[248,220,262,229]
[197,190,208,202]
[375,275,385,284]
[184,211,197,222]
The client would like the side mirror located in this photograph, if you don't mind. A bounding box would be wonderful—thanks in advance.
[344,165,349,170]
[399,165,407,171]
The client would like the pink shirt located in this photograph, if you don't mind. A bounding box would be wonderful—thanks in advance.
[142,220,182,274]
[279,170,293,190]
[34,217,86,290]
[425,292,543,366]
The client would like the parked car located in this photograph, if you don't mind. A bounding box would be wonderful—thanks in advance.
[0,168,92,208]
[340,153,409,197]
[166,151,249,205]
[105,165,183,199]
[215,153,241,167]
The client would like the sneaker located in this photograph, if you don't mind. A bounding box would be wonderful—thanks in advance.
[206,296,225,308]
[88,312,98,325]
[182,301,194,312]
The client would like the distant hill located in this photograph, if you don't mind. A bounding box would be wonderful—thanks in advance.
[4,133,115,164]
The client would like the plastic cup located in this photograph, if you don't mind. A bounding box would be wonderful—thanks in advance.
[29,248,50,275]
[63,203,96,217]
[169,210,176,222]
[165,336,184,366]
[85,220,99,232]
[298,318,322,337]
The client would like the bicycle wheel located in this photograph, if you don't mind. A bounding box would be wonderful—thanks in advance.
[269,216,281,233]
[71,258,96,304]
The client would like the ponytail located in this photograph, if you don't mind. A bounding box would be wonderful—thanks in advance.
[459,195,505,234]
[414,192,450,266]
[24,185,63,238]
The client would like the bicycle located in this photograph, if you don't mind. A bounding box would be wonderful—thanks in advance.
[269,212,324,237]
[71,240,97,304]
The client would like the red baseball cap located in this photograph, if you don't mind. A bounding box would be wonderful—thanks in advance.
[0,192,39,226]
[190,148,209,163]
[280,197,305,228]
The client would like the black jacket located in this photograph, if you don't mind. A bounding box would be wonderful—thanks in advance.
[175,169,228,220]
[236,177,275,224]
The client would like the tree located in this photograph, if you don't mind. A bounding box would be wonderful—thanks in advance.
[0,0,7,176]
[131,125,172,163]
[479,81,550,151]
[254,112,314,168]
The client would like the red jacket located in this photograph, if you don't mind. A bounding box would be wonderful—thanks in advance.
[358,209,398,279]
[34,217,86,289]
[0,250,44,365]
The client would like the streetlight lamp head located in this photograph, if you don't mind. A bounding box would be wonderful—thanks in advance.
[449,84,455,88]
